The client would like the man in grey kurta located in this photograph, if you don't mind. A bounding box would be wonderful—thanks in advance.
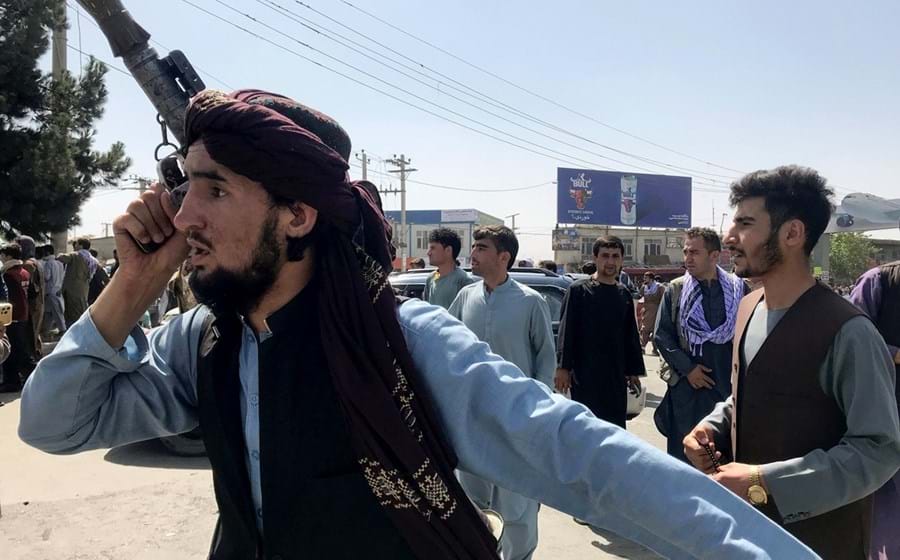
[685,167,900,554]
[423,266,472,309]
[448,277,556,387]
[449,225,555,560]
[423,228,474,309]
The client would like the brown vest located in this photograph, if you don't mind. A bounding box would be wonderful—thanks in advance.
[730,283,872,559]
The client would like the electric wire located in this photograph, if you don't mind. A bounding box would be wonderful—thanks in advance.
[66,43,131,76]
[263,0,738,183]
[190,0,731,189]
[338,0,747,175]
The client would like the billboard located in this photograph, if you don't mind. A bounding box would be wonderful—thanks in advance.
[557,168,692,228]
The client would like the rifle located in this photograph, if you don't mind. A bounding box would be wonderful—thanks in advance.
[76,0,206,250]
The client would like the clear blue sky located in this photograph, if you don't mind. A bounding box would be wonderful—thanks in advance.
[56,0,900,258]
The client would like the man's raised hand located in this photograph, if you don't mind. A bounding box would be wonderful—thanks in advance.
[112,182,188,282]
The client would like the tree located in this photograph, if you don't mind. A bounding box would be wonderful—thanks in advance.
[0,0,130,239]
[829,232,875,284]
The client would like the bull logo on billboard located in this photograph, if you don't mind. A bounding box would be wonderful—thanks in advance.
[569,173,592,210]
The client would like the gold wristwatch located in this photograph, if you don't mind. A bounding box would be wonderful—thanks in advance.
[747,466,768,506]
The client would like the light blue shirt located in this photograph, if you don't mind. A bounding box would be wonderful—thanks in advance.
[19,301,819,559]
[41,256,65,294]
[449,277,555,387]
[237,324,268,528]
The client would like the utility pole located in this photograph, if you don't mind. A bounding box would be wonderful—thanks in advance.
[137,176,152,193]
[355,150,370,181]
[505,213,520,233]
[386,154,416,271]
[50,2,69,254]
[101,222,112,238]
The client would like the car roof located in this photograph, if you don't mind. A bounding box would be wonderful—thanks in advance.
[389,267,571,288]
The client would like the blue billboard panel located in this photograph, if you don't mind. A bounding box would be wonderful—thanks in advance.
[557,168,692,228]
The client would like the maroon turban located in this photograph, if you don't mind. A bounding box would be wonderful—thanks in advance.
[184,90,498,559]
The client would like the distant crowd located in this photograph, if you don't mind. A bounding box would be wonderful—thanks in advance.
[0,236,111,392]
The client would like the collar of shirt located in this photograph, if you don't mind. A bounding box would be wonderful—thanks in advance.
[242,279,318,339]
[482,275,515,296]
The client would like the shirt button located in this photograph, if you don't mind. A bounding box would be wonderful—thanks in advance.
[250,394,259,406]
[251,450,260,460]
[246,334,255,343]
[257,507,263,518]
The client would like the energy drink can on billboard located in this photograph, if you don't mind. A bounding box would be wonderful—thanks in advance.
[620,174,637,225]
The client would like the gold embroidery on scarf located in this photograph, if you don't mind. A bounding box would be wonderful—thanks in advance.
[360,457,458,521]
[352,246,458,521]
[392,362,423,442]
[355,246,390,304]
[414,461,457,520]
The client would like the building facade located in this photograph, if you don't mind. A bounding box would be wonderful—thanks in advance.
[384,209,504,268]
[553,226,691,271]
[872,238,900,264]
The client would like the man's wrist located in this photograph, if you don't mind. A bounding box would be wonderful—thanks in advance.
[91,274,168,348]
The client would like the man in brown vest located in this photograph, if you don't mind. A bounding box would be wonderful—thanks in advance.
[850,260,900,559]
[683,165,900,559]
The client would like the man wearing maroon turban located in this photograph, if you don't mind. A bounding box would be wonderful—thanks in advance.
[20,90,817,559]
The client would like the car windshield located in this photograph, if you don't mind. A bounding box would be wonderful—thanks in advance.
[531,286,564,320]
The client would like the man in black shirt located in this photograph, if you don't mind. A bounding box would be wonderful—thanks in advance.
[555,236,645,428]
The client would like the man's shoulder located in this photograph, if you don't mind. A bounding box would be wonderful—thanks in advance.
[835,313,879,340]
[510,279,544,300]
[614,282,635,299]
[161,305,215,350]
[457,279,482,295]
[828,314,892,375]
[452,268,475,284]
[570,278,592,290]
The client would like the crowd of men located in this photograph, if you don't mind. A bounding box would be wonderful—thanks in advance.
[0,237,109,392]
[11,88,900,560]
[412,167,900,560]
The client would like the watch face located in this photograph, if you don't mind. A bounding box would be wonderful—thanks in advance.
[748,486,767,505]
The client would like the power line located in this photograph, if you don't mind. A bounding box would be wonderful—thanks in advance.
[349,163,733,198]
[280,0,739,183]
[349,162,554,192]
[339,0,747,175]
[176,0,622,175]
[187,0,731,189]
[66,43,130,76]
[65,2,858,198]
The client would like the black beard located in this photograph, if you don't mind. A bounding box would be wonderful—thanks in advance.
[188,212,283,316]
[734,229,783,278]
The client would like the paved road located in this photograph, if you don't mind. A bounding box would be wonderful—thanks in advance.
[0,354,669,559]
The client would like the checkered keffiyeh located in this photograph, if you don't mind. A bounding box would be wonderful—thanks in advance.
[678,266,744,356]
